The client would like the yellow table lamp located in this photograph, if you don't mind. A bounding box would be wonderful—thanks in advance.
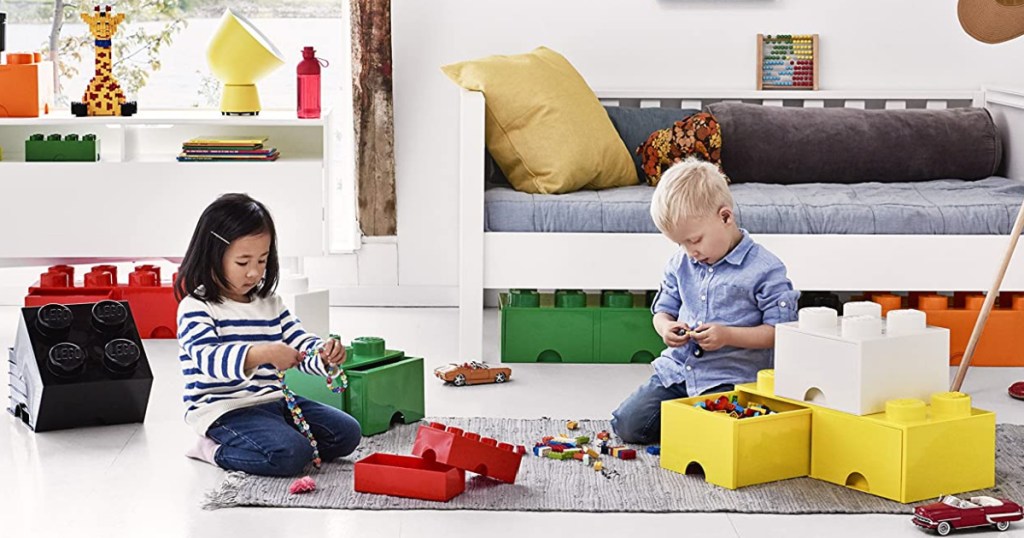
[206,8,284,115]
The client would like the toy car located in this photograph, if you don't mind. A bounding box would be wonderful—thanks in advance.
[434,362,511,386]
[912,495,1023,535]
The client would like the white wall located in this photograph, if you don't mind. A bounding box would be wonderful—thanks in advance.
[390,0,1024,294]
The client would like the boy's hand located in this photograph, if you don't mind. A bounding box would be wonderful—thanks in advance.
[660,321,692,348]
[321,338,347,367]
[260,343,303,371]
[691,323,731,351]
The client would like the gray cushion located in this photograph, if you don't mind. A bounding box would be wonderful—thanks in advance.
[706,103,1003,185]
[484,177,1024,234]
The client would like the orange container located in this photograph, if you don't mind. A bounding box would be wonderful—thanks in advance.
[911,293,1024,367]
[0,52,54,117]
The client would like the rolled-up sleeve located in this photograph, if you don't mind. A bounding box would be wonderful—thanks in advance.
[651,252,683,317]
[756,264,800,326]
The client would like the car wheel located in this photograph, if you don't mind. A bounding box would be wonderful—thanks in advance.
[453,374,466,387]
[937,521,952,536]
[495,372,507,383]
[996,521,1010,531]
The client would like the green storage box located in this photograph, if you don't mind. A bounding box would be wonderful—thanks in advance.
[501,289,664,363]
[284,336,424,436]
[25,133,100,162]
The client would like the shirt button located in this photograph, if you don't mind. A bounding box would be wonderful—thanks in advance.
[780,301,787,307]
[701,295,706,301]
[686,365,693,371]
[709,267,714,273]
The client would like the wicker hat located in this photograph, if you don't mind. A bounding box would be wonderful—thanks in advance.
[959,0,1024,44]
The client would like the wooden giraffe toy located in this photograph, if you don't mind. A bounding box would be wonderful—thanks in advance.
[72,4,137,117]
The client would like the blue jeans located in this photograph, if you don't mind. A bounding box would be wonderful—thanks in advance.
[610,374,734,444]
[207,396,361,477]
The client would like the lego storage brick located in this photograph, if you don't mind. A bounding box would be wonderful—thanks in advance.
[25,133,100,161]
[354,453,466,502]
[411,422,525,484]
[500,289,661,363]
[0,53,54,117]
[660,389,811,489]
[910,292,1024,367]
[740,374,996,503]
[25,264,178,339]
[285,336,424,436]
[8,300,153,432]
[774,305,949,415]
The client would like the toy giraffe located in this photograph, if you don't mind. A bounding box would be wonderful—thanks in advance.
[71,4,137,117]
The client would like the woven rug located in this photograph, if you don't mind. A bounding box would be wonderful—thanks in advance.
[204,418,1024,513]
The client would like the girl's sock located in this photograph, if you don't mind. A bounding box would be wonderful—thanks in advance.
[185,436,221,466]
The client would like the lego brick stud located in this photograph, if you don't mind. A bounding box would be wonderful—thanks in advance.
[841,315,882,339]
[843,301,882,318]
[798,306,837,331]
[886,309,927,336]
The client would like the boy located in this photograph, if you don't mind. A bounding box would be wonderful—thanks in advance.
[610,158,800,444]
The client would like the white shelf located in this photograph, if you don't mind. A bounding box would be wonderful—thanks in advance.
[0,111,337,260]
[0,109,327,127]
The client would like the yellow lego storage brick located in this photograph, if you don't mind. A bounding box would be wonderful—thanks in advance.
[661,390,811,489]
[741,372,995,504]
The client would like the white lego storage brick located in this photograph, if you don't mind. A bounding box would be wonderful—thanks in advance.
[774,305,949,416]
[278,274,330,339]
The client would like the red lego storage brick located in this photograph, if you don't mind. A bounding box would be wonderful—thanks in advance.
[411,422,524,484]
[354,452,465,502]
[25,264,179,339]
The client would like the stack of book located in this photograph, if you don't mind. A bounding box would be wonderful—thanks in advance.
[177,136,279,161]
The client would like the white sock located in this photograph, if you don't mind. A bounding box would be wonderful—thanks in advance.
[185,436,220,466]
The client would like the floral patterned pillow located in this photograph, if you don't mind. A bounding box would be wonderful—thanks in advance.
[637,112,723,186]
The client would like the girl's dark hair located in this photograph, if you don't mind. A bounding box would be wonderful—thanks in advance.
[174,193,279,303]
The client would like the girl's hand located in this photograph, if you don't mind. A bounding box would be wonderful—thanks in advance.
[660,321,691,348]
[691,323,731,352]
[262,343,302,371]
[321,338,347,367]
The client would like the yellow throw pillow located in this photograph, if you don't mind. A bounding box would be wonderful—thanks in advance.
[441,46,636,194]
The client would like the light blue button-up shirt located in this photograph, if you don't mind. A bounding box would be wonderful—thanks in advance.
[650,229,800,396]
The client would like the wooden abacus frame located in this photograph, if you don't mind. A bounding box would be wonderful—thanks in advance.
[757,33,819,90]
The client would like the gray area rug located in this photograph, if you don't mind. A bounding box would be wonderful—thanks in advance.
[204,418,1024,513]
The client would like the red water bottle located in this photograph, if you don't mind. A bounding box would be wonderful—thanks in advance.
[297,46,328,119]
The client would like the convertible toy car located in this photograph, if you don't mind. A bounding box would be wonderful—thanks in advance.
[434,362,511,386]
[913,495,1022,535]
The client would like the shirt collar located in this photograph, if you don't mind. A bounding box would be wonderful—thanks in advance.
[689,228,753,267]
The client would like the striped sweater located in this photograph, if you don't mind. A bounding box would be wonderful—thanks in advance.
[176,293,329,435]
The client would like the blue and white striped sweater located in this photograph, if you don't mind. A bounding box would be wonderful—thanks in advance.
[177,294,329,435]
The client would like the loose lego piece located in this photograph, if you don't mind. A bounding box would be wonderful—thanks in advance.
[646,445,661,455]
[596,430,611,440]
[566,420,579,430]
[594,461,604,472]
[616,449,637,460]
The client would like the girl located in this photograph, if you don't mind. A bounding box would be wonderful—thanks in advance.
[175,193,360,476]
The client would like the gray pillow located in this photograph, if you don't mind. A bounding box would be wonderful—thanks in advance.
[706,103,1002,184]
[604,106,700,183]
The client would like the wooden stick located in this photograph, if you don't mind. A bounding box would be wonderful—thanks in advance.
[951,196,1024,392]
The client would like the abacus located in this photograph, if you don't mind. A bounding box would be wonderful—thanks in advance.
[757,34,818,90]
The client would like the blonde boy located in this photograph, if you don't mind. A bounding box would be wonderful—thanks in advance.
[610,158,800,444]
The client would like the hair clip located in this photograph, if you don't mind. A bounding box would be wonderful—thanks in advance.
[210,231,230,245]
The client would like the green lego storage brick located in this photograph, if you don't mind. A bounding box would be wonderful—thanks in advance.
[284,336,425,436]
[501,289,662,364]
[25,133,100,162]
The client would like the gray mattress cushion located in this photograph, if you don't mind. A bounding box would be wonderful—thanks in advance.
[484,176,1024,234]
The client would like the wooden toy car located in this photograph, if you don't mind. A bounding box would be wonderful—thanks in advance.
[912,495,1023,535]
[433,362,511,386]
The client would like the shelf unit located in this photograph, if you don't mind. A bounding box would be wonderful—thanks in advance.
[0,110,346,259]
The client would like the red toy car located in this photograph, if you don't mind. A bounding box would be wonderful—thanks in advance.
[433,362,511,386]
[913,495,1023,535]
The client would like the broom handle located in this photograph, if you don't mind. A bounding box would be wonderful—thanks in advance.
[951,197,1024,392]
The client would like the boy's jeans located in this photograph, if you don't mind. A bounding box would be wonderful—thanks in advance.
[207,396,361,477]
[610,374,733,445]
